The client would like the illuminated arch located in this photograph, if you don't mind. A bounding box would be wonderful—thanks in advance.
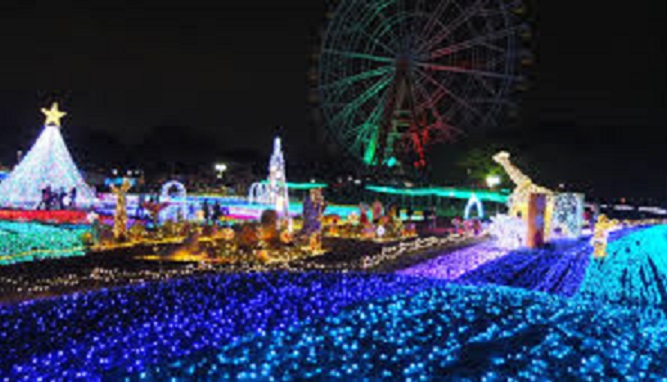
[161,180,186,200]
[249,182,272,204]
[160,180,188,222]
[464,194,484,220]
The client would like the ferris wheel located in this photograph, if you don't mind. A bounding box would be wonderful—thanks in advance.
[316,0,531,169]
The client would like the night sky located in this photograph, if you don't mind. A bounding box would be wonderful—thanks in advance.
[0,0,663,199]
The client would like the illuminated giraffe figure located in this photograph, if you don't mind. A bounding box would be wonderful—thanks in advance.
[110,178,132,241]
[493,151,554,227]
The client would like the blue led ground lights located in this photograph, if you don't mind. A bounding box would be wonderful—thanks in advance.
[578,225,667,313]
[132,284,667,380]
[402,238,593,297]
[455,238,593,297]
[3,272,667,380]
[3,225,667,380]
[0,273,445,380]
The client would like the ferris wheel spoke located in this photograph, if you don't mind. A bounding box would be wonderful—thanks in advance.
[321,66,394,92]
[479,40,505,53]
[462,54,506,97]
[415,68,483,118]
[358,28,398,56]
[412,79,461,139]
[419,0,452,43]
[352,113,381,150]
[359,0,401,47]
[395,0,406,45]
[429,26,519,60]
[419,87,446,110]
[330,75,394,125]
[395,0,416,50]
[418,0,488,54]
[415,62,517,81]
[474,74,499,97]
[322,49,396,65]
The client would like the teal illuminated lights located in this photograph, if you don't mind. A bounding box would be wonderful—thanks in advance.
[366,185,509,203]
[0,221,89,265]
[259,180,328,190]
[578,225,667,309]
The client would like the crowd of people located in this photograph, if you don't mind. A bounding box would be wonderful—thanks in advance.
[200,199,230,224]
[37,186,77,210]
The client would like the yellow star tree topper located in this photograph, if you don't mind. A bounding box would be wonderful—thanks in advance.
[41,102,67,127]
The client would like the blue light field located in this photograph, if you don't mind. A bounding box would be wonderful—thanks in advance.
[2,271,667,380]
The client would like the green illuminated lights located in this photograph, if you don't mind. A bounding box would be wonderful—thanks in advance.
[366,185,509,203]
[0,221,89,265]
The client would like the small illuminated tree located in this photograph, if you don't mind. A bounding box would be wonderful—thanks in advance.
[110,178,132,240]
[0,103,95,208]
[268,136,289,217]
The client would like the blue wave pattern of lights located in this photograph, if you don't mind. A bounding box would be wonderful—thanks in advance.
[0,273,444,380]
[136,284,667,380]
[2,272,667,380]
[578,225,667,311]
[455,238,592,297]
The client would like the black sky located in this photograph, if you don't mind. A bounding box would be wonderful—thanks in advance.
[0,0,663,199]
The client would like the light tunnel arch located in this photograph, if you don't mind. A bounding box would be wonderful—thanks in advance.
[464,194,484,220]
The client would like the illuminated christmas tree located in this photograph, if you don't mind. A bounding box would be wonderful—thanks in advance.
[268,136,289,217]
[0,103,96,208]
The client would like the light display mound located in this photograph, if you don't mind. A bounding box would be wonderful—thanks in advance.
[0,103,95,208]
[3,273,667,380]
[578,225,667,311]
[0,221,89,265]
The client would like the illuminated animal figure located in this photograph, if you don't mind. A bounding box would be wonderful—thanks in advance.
[493,151,555,233]
[493,151,552,215]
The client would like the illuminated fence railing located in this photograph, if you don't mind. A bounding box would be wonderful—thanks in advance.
[360,234,475,269]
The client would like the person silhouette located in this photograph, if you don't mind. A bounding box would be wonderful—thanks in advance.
[58,188,66,210]
[202,200,210,224]
[212,201,221,224]
[38,185,49,210]
[69,187,77,209]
